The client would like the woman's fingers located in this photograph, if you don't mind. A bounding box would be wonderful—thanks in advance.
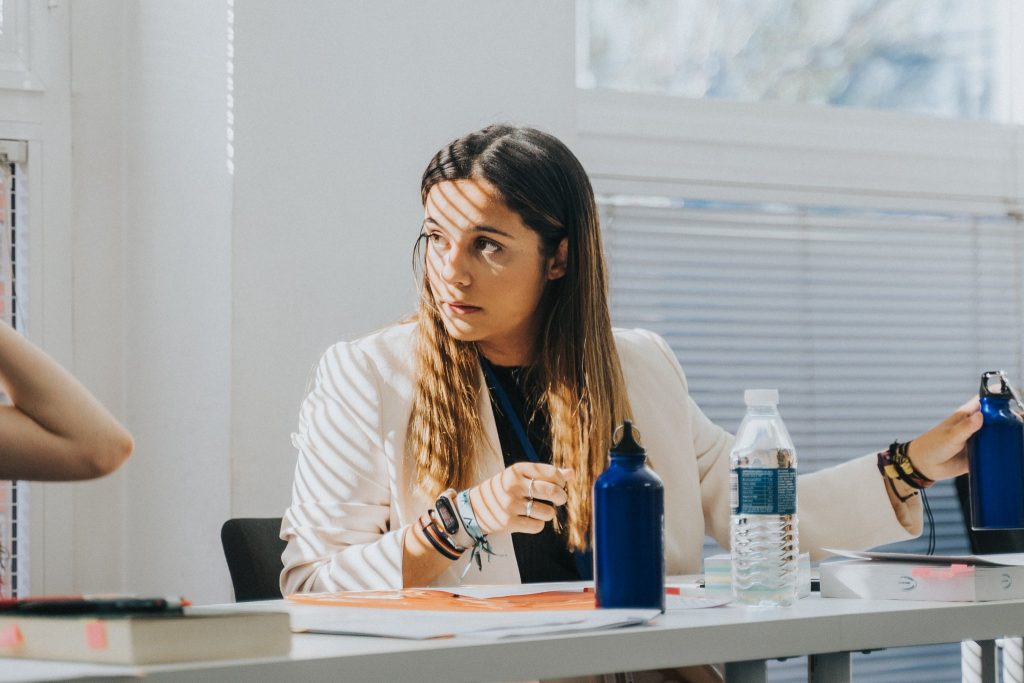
[520,498,556,521]
[471,463,575,536]
[508,461,572,489]
[950,403,983,439]
[469,476,506,535]
[528,480,568,506]
[908,396,983,481]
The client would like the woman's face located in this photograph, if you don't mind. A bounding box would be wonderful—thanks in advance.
[423,179,566,366]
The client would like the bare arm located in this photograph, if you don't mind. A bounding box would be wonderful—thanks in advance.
[0,322,133,480]
[401,519,456,587]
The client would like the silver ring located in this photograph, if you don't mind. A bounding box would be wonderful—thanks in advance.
[525,499,534,519]
[527,478,535,500]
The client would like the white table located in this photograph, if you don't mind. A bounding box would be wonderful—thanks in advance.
[2,594,1023,682]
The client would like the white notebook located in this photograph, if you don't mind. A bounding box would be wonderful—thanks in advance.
[820,549,1024,602]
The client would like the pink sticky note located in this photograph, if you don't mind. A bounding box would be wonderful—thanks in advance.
[912,563,974,580]
[0,624,24,647]
[84,620,108,650]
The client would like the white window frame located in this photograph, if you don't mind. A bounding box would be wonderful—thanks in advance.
[0,0,75,597]
[0,0,47,91]
[576,87,1024,217]
[575,0,1024,214]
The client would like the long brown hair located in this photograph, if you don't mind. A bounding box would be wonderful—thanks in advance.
[407,124,631,550]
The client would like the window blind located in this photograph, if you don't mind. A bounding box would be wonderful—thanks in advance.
[0,143,29,599]
[602,196,1023,683]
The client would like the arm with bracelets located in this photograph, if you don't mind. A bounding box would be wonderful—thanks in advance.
[401,461,571,588]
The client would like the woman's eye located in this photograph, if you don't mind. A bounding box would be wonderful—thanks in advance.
[476,237,502,254]
[426,232,446,247]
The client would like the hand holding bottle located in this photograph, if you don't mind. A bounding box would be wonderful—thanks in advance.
[906,396,981,482]
[468,462,572,535]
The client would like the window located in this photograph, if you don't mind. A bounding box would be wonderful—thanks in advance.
[579,0,1013,123]
[0,139,29,598]
[579,3,1024,679]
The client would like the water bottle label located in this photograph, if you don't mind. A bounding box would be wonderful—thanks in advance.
[731,467,797,515]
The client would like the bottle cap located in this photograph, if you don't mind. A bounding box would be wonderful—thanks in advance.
[611,420,645,455]
[744,389,779,406]
[980,371,1024,410]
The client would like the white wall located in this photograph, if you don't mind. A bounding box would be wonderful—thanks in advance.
[0,1,79,596]
[68,0,128,595]
[119,2,233,603]
[61,0,576,603]
[66,1,233,603]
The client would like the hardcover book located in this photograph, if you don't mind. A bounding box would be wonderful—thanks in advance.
[0,609,291,664]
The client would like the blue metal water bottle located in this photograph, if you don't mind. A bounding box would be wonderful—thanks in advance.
[594,420,665,611]
[968,371,1024,529]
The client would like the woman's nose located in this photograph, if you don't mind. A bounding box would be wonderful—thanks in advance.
[440,244,471,286]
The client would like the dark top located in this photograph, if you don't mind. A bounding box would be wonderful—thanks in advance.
[484,364,581,583]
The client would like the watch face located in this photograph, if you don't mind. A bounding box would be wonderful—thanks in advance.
[436,497,459,535]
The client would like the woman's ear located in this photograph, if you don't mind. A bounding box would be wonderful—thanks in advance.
[546,238,569,280]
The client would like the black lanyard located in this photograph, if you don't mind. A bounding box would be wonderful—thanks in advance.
[479,355,594,579]
[480,356,541,463]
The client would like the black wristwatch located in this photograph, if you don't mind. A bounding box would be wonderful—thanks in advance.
[434,488,474,549]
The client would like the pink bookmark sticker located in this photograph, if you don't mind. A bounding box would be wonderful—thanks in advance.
[912,563,974,580]
[0,624,24,647]
[85,620,108,650]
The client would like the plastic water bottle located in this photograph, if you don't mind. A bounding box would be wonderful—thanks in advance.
[730,389,799,607]
[968,371,1024,529]
[594,420,665,611]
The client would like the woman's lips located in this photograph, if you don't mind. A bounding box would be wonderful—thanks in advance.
[445,302,482,315]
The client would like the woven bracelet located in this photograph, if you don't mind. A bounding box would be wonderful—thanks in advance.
[456,489,499,577]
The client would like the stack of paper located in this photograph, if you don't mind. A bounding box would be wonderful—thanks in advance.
[287,584,727,640]
[820,549,1024,602]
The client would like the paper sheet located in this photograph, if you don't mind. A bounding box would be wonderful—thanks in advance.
[824,548,1024,567]
[287,583,728,639]
[292,607,660,640]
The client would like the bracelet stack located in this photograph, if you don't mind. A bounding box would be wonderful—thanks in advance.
[419,488,500,578]
[876,439,934,503]
[418,511,464,561]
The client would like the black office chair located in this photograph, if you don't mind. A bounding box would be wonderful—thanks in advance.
[220,517,287,602]
[954,474,1024,554]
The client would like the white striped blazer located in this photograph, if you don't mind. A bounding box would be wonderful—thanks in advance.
[280,322,919,594]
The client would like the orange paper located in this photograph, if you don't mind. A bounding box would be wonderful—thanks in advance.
[288,589,595,612]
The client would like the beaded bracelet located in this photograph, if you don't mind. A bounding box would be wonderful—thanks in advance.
[878,440,934,490]
[876,440,937,554]
[877,440,931,502]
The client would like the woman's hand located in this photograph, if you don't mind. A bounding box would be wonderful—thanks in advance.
[907,396,982,482]
[468,462,572,535]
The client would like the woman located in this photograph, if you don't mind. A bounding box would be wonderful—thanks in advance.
[0,320,133,481]
[280,124,980,594]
